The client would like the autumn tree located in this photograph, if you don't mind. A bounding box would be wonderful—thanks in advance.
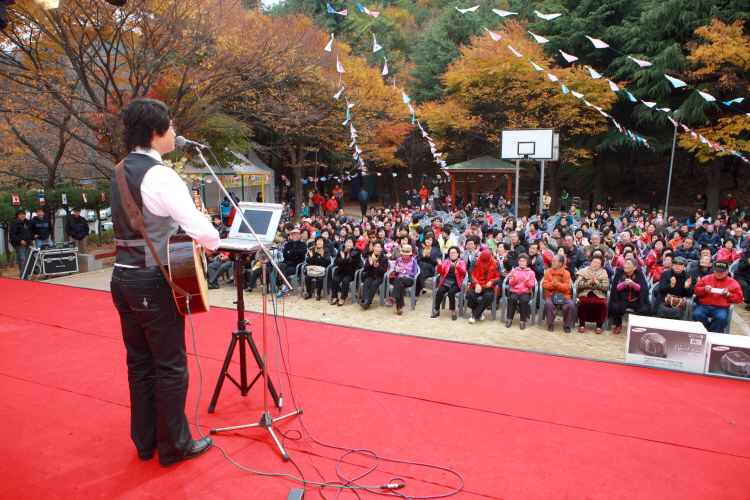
[420,21,617,209]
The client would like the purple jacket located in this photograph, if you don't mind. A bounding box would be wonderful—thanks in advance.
[392,257,418,279]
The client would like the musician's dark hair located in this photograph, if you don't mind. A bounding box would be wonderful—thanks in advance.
[121,98,171,153]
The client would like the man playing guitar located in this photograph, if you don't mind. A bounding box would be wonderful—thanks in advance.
[109,98,219,467]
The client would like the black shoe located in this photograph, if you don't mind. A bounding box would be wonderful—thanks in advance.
[207,283,219,289]
[564,326,571,333]
[159,437,213,467]
[452,313,457,321]
[547,325,554,332]
[430,311,440,318]
[745,303,750,311]
[225,278,235,285]
[303,293,311,300]
[244,287,253,293]
[316,293,321,301]
[138,449,156,461]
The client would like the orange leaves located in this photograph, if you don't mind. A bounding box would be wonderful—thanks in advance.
[688,19,750,90]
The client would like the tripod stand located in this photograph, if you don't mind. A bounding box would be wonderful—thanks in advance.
[207,246,301,461]
[208,254,280,412]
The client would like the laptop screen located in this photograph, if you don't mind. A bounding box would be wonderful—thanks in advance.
[238,209,273,236]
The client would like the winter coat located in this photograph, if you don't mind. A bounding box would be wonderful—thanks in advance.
[66,214,90,241]
[507,266,536,295]
[436,258,467,290]
[9,218,33,247]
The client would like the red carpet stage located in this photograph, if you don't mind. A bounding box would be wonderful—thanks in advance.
[1,278,749,499]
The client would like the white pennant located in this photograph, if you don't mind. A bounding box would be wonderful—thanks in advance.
[455,5,479,14]
[492,9,517,16]
[507,45,523,57]
[528,31,549,44]
[333,87,344,99]
[324,33,334,52]
[373,34,382,53]
[628,56,652,67]
[586,36,609,49]
[571,91,584,99]
[641,101,657,108]
[382,57,388,76]
[664,74,686,88]
[607,80,619,92]
[547,73,558,82]
[698,90,716,102]
[535,11,562,20]
[485,29,502,41]
[586,66,602,79]
[530,60,544,71]
[559,50,578,63]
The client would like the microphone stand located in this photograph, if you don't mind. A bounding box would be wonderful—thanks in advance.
[192,148,300,461]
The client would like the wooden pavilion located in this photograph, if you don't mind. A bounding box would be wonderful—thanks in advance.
[441,156,526,208]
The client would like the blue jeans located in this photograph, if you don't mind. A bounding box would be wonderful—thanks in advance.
[693,304,730,333]
[34,237,53,248]
[13,244,28,271]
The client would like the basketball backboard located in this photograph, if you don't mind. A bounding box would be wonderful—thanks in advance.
[501,129,556,160]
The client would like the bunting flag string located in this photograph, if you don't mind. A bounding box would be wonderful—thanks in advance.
[358,4,379,17]
[326,4,347,15]
[373,34,382,52]
[382,57,388,75]
[324,33,334,52]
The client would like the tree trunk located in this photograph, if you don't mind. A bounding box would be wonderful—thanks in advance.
[293,165,303,224]
[706,157,723,216]
[548,162,559,213]
[592,154,606,209]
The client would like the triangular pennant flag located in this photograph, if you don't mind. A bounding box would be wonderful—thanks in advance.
[664,74,686,88]
[529,60,544,71]
[607,80,619,92]
[342,119,349,126]
[559,50,578,63]
[402,90,411,103]
[535,11,562,20]
[628,56,652,67]
[350,123,356,135]
[345,108,351,120]
[455,5,479,13]
[333,87,344,99]
[327,4,347,15]
[641,101,657,108]
[393,75,396,90]
[357,4,379,17]
[382,57,388,75]
[547,73,559,82]
[408,103,415,115]
[586,66,602,79]
[373,34,382,53]
[697,90,716,102]
[528,32,549,44]
[583,100,593,107]
[485,29,502,41]
[492,9,517,16]
[667,117,677,126]
[723,98,744,105]
[507,45,523,57]
[571,91,584,99]
[560,83,569,94]
[625,91,638,102]
[336,56,345,73]
[324,33,334,52]
[586,36,609,49]
[599,110,610,118]
[346,99,355,109]
[656,107,671,112]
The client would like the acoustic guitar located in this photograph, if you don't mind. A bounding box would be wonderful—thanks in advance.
[168,180,211,315]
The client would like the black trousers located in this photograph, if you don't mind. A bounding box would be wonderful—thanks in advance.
[247,267,271,290]
[331,271,354,300]
[608,300,651,327]
[735,277,750,303]
[277,262,298,287]
[362,276,383,305]
[110,267,192,463]
[466,288,495,318]
[434,283,460,311]
[416,262,435,293]
[390,276,414,307]
[304,274,325,294]
[507,292,531,322]
[360,201,368,217]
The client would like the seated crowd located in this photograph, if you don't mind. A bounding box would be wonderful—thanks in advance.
[205,195,749,334]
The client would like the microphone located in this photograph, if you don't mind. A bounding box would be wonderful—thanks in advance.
[175,136,211,149]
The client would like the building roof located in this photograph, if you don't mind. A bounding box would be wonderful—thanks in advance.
[442,156,526,172]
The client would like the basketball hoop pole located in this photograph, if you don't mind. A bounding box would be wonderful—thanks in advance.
[539,160,545,220]
[514,159,520,217]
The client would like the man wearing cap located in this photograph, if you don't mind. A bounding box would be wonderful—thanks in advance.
[693,260,743,332]
[67,207,90,254]
[721,194,737,212]
[277,228,306,295]
[452,214,466,233]
[654,256,694,319]
[476,212,490,234]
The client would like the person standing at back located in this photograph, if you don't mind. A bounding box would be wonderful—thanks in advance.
[66,207,90,254]
[358,187,369,217]
[109,98,219,467]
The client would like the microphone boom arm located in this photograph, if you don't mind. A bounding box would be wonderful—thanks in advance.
[193,147,292,290]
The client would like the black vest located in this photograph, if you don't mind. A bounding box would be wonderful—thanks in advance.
[110,153,180,267]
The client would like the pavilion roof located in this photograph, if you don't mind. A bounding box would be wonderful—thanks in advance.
[442,156,526,172]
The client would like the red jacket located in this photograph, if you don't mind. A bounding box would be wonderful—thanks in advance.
[436,258,467,290]
[419,188,429,201]
[312,193,322,205]
[470,260,502,291]
[695,274,743,308]
[326,198,338,213]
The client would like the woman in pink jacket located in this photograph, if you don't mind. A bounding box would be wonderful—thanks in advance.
[505,253,537,329]
[430,246,467,321]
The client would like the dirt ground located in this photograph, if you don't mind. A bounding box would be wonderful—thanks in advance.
[27,266,750,363]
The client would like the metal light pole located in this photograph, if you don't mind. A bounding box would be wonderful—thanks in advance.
[664,109,680,220]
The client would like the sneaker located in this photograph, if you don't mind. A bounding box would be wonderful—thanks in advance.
[468,316,476,324]
[479,313,486,322]
[520,322,525,330]
[396,306,403,315]
[385,298,394,307]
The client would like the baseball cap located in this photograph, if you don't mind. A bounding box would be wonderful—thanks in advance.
[672,256,687,265]
[712,260,730,272]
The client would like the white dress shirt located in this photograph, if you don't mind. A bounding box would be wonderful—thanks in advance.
[135,148,220,251]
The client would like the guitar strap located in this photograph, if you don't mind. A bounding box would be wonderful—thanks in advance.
[114,160,192,300]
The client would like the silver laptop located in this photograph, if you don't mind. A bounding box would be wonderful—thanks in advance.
[218,202,283,252]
